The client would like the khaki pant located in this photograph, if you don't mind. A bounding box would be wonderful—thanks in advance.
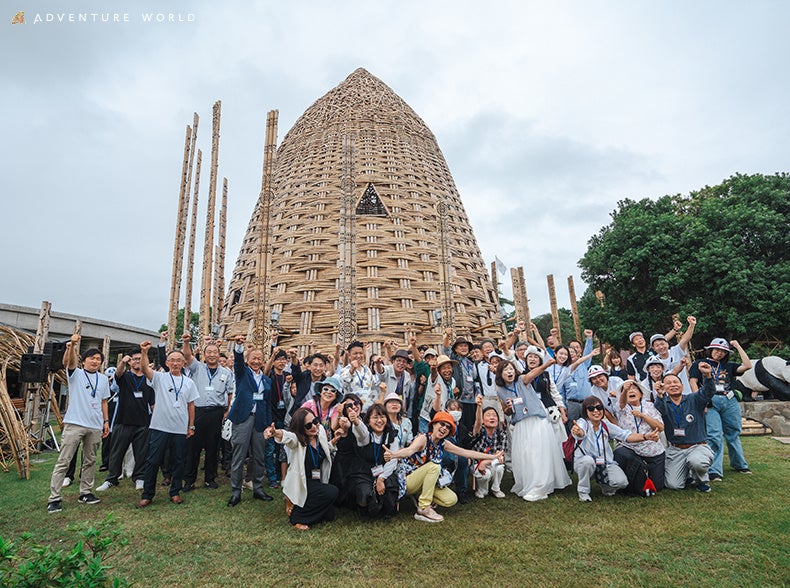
[49,423,102,503]
[405,461,458,510]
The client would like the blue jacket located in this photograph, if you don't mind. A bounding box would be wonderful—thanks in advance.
[227,347,272,431]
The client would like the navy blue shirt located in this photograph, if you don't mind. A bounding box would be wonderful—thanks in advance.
[655,378,715,445]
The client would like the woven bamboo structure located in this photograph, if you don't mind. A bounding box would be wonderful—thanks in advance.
[220,69,501,351]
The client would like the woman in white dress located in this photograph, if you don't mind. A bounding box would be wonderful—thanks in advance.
[496,359,571,502]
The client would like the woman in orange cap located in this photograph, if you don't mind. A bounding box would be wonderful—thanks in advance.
[384,411,503,523]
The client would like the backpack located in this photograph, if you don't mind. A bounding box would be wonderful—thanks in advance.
[562,420,609,463]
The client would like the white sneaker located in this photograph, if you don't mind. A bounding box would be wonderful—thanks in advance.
[491,489,506,499]
[243,480,253,490]
[579,493,592,502]
[474,490,486,499]
[96,481,114,492]
[61,477,71,488]
[135,480,145,491]
[414,506,444,523]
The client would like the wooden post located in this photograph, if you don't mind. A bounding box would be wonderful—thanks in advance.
[101,336,111,372]
[183,149,202,335]
[167,123,194,339]
[490,261,499,306]
[567,275,582,342]
[200,101,221,337]
[24,301,51,428]
[511,267,531,340]
[212,177,228,336]
[547,274,562,345]
[337,130,358,350]
[437,200,454,334]
[255,110,278,348]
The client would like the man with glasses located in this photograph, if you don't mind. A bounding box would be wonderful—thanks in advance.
[96,347,155,493]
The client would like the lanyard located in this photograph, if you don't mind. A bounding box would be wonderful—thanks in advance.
[594,426,605,457]
[372,441,381,464]
[669,400,685,429]
[130,373,144,391]
[395,372,404,395]
[273,372,284,401]
[308,443,321,469]
[505,384,518,398]
[85,371,99,398]
[356,368,366,389]
[206,366,218,386]
[632,402,643,432]
[443,377,453,397]
[169,373,183,401]
[253,372,264,393]
[461,358,473,375]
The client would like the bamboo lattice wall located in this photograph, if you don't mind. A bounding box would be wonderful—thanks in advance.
[220,69,501,350]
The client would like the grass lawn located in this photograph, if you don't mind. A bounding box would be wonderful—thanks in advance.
[1,436,788,587]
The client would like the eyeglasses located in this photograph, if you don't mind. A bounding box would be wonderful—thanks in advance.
[587,405,605,412]
[304,420,317,430]
[436,422,452,430]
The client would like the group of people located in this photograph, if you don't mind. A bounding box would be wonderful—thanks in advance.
[46,316,755,528]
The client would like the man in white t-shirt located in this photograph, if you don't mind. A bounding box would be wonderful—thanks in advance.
[136,340,199,508]
[47,334,111,514]
[649,315,697,395]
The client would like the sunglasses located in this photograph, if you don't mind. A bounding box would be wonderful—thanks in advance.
[436,422,452,430]
[587,405,605,412]
[304,420,317,430]
[321,386,337,393]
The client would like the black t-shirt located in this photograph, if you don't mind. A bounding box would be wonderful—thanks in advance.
[626,351,651,378]
[689,359,739,392]
[114,371,155,426]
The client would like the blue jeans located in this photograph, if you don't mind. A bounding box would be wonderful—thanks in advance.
[142,429,186,500]
[706,394,748,476]
[442,452,469,497]
[264,419,285,483]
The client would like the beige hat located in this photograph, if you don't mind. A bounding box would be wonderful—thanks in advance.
[435,354,457,370]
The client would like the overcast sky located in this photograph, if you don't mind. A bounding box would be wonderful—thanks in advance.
[3,0,788,332]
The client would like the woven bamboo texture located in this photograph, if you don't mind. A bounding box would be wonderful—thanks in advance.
[220,69,500,350]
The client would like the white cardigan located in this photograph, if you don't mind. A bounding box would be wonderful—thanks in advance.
[281,427,334,508]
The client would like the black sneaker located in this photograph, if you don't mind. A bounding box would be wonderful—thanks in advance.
[204,481,219,489]
[736,468,753,474]
[78,493,101,505]
[182,483,195,493]
[47,500,62,514]
[709,473,723,482]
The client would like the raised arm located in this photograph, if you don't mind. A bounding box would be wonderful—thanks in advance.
[520,357,556,386]
[384,433,427,461]
[731,340,752,373]
[678,316,696,352]
[472,394,483,435]
[139,341,155,380]
[530,323,546,349]
[181,332,195,365]
[64,333,80,371]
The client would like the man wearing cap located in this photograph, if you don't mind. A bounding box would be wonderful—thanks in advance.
[180,333,235,492]
[226,335,273,506]
[420,354,458,433]
[340,341,377,410]
[408,335,432,436]
[689,338,752,480]
[654,362,716,492]
[626,332,651,381]
[442,329,480,430]
[264,347,295,488]
[649,315,697,395]
[375,347,415,412]
[47,334,111,514]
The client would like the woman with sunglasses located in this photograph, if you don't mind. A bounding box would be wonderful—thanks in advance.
[344,403,401,518]
[264,407,340,530]
[301,376,343,436]
[496,358,571,502]
[570,396,659,501]
[383,411,503,523]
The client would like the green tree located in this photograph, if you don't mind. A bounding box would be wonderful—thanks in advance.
[531,309,578,345]
[578,173,790,348]
[159,308,200,340]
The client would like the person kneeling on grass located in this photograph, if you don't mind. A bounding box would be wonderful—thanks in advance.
[470,395,507,499]
[383,411,503,523]
[570,396,659,502]
[264,408,340,530]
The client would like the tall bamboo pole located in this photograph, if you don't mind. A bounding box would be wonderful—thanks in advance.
[212,177,228,334]
[511,267,531,340]
[255,110,278,348]
[547,274,562,345]
[167,124,193,339]
[337,131,358,349]
[200,101,221,337]
[490,261,499,306]
[183,149,202,334]
[567,275,582,342]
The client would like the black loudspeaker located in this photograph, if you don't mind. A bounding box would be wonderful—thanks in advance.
[44,340,68,371]
[19,354,48,383]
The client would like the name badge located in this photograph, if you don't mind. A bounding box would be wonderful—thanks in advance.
[277,400,286,410]
[726,391,734,400]
[674,428,686,437]
[90,401,100,411]
[371,464,384,477]
[466,375,474,382]
[205,386,215,393]
[311,469,321,480]
[134,391,144,399]
[512,397,524,405]
[595,456,606,466]
[253,393,264,401]
[173,400,182,408]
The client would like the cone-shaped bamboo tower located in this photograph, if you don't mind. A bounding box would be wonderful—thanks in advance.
[221,68,500,351]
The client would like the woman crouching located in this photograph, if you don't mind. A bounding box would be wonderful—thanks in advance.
[264,408,340,530]
[384,411,503,523]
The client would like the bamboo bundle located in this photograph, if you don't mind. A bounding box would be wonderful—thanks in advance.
[547,274,562,345]
[183,149,202,330]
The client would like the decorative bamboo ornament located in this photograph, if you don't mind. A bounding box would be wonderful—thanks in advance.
[183,149,202,332]
[220,69,501,351]
[547,274,562,345]
[200,101,221,337]
[567,275,582,342]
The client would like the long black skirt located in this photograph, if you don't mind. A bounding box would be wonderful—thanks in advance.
[289,479,339,526]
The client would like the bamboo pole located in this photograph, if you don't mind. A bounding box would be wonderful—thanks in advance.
[183,149,202,335]
[101,336,111,372]
[255,110,278,348]
[547,274,561,345]
[167,124,194,339]
[567,275,582,342]
[200,101,221,337]
[490,261,499,306]
[337,131,358,349]
[511,267,531,339]
[212,177,228,334]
